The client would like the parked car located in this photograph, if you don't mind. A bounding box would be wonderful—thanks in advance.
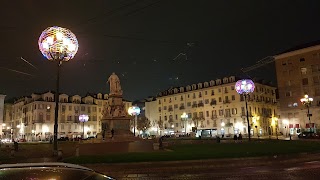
[58,137,69,141]
[18,139,26,142]
[0,162,114,180]
[298,132,320,139]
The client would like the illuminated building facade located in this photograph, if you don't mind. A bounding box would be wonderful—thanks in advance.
[0,94,6,139]
[145,76,278,137]
[3,91,131,141]
[274,42,320,135]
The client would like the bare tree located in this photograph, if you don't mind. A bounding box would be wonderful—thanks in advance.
[137,117,151,132]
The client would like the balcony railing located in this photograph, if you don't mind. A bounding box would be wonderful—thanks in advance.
[210,101,217,105]
[179,106,185,110]
[223,100,231,104]
[211,115,217,119]
[33,120,44,123]
[168,108,173,112]
[198,103,204,107]
[192,104,198,108]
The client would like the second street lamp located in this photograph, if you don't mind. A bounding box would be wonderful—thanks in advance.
[235,79,255,141]
[128,106,141,136]
[300,94,313,132]
[38,26,78,155]
[79,114,89,139]
[181,112,188,135]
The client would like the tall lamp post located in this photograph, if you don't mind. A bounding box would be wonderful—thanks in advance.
[235,79,255,141]
[300,94,313,132]
[181,112,188,135]
[38,26,78,155]
[79,114,89,139]
[128,106,141,136]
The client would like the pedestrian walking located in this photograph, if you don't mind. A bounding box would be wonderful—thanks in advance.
[111,128,115,139]
[238,133,243,142]
[233,134,238,142]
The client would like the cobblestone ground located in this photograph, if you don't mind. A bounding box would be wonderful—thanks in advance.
[95,161,320,180]
[85,153,320,180]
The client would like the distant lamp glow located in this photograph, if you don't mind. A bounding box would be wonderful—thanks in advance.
[128,106,141,116]
[2,123,6,127]
[79,114,89,123]
[42,125,49,133]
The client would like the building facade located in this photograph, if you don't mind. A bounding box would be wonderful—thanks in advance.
[3,92,132,141]
[145,76,278,137]
[0,94,6,139]
[275,42,320,135]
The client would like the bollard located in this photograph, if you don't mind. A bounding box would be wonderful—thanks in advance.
[10,148,15,157]
[75,146,79,157]
[14,141,19,151]
[58,149,63,160]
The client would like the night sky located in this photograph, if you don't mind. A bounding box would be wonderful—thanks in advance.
[1,0,320,101]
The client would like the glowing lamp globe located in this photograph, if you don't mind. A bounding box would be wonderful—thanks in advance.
[128,106,141,116]
[235,79,255,94]
[79,114,89,123]
[38,26,78,61]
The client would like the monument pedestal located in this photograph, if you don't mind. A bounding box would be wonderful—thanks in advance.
[99,116,139,142]
[98,73,140,142]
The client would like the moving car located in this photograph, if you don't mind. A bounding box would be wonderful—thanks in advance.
[0,162,114,180]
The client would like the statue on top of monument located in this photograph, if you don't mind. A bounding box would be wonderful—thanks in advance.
[107,72,123,96]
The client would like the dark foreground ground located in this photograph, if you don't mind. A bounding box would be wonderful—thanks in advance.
[84,152,320,179]
[1,137,320,179]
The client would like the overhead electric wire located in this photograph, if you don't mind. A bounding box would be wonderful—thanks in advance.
[0,66,34,77]
[71,0,141,28]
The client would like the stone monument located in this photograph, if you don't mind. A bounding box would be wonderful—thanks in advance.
[100,72,133,140]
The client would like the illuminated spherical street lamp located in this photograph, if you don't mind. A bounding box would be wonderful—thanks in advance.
[300,94,314,132]
[128,106,141,136]
[38,26,78,61]
[38,26,78,155]
[79,114,89,139]
[181,112,188,135]
[235,79,255,141]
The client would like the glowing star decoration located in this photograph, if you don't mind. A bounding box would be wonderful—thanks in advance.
[38,26,78,61]
[79,114,89,123]
[128,106,141,116]
[235,79,255,94]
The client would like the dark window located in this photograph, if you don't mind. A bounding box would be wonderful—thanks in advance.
[302,78,308,85]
